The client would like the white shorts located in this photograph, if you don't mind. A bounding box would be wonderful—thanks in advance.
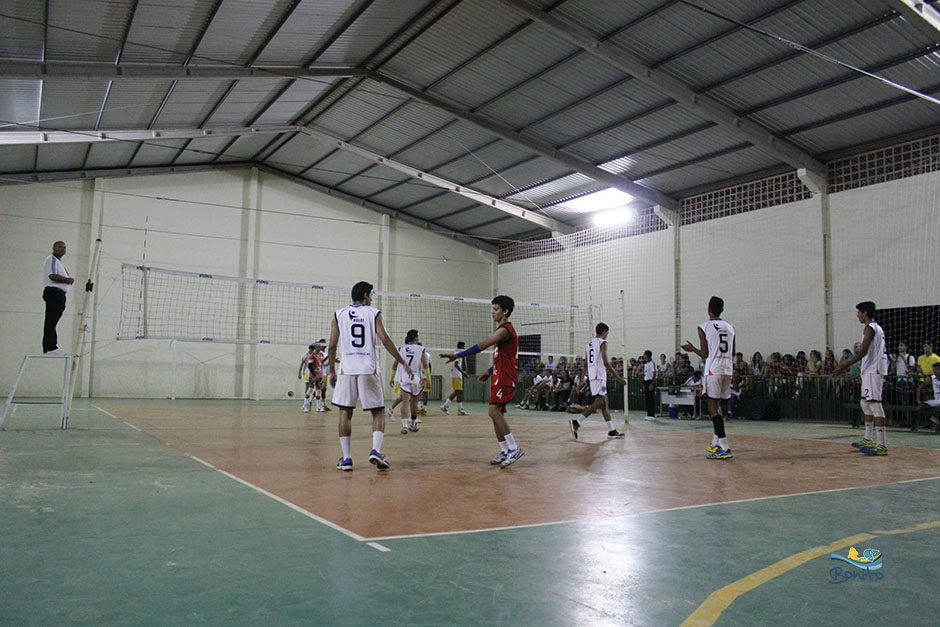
[704,374,731,400]
[398,380,422,397]
[332,373,385,410]
[860,373,883,402]
[589,378,607,397]
[924,399,940,408]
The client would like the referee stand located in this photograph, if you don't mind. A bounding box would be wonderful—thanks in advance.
[0,354,73,429]
[1,238,101,431]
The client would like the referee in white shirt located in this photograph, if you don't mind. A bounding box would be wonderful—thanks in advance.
[643,350,657,420]
[42,241,74,354]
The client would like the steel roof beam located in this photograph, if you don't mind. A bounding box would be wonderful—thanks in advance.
[891,0,940,39]
[298,125,575,234]
[0,125,296,145]
[367,71,678,210]
[0,60,368,80]
[495,0,826,177]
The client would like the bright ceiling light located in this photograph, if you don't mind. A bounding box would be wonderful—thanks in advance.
[592,207,634,227]
[562,188,634,213]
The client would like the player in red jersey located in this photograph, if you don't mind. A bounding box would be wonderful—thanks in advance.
[442,295,524,467]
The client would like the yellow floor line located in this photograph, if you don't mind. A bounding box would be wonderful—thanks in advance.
[682,520,940,626]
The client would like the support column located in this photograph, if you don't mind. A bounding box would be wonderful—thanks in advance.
[799,168,832,350]
[81,177,105,398]
[236,167,261,398]
[654,205,681,353]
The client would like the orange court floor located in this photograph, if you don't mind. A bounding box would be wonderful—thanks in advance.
[2,399,939,625]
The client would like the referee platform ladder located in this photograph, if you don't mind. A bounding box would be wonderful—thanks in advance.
[1,354,73,430]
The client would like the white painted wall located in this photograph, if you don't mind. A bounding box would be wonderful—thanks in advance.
[499,171,939,363]
[0,168,497,398]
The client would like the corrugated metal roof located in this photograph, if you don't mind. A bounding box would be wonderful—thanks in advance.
[2,0,938,244]
[0,1,45,60]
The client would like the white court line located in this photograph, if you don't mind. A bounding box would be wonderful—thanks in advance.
[91,404,391,552]
[368,475,940,542]
[93,405,142,431]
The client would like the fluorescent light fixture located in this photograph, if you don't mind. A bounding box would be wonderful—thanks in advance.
[592,207,634,227]
[562,188,634,213]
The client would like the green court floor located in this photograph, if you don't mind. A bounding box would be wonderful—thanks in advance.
[2,400,938,625]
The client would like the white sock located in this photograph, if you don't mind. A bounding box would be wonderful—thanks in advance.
[865,422,873,440]
[340,436,351,460]
[458,402,464,411]
[372,430,384,452]
[712,434,719,446]
[402,418,408,428]
[718,437,730,450]
[442,399,451,408]
[876,426,885,446]
[499,440,509,453]
[505,433,518,449]
[605,420,614,431]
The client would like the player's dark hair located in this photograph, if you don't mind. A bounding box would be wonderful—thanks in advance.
[709,295,724,317]
[309,344,316,350]
[351,281,373,302]
[405,329,419,342]
[856,301,876,319]
[457,341,466,349]
[644,350,652,358]
[596,322,609,335]
[492,295,514,316]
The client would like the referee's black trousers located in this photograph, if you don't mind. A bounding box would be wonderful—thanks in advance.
[42,286,67,353]
[644,382,656,417]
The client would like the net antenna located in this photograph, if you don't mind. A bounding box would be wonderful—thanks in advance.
[118,264,599,360]
[65,237,103,426]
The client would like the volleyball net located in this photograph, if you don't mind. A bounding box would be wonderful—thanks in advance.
[117,263,599,359]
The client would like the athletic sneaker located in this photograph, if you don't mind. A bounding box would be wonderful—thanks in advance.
[607,430,625,439]
[369,450,391,470]
[500,448,524,467]
[303,407,309,413]
[706,447,733,460]
[440,405,449,415]
[861,444,887,456]
[458,409,469,416]
[928,415,939,425]
[490,450,509,465]
[336,457,352,471]
[323,406,331,412]
[851,438,875,450]
[409,421,419,432]
[569,419,581,440]
[401,426,409,434]
[417,407,427,416]
[644,415,656,421]
[706,444,719,454]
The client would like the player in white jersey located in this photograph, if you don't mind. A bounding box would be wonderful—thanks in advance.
[916,362,940,430]
[441,341,469,415]
[682,296,736,459]
[834,301,889,455]
[392,329,428,434]
[569,323,626,440]
[327,281,412,471]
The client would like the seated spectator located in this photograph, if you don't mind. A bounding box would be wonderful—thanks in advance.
[517,368,552,409]
[751,351,765,376]
[551,369,571,410]
[683,370,704,418]
[915,362,940,427]
[657,353,671,377]
[568,368,589,406]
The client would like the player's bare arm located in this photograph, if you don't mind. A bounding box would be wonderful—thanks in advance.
[442,326,509,363]
[681,328,709,360]
[601,342,625,385]
[327,317,340,387]
[833,325,874,376]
